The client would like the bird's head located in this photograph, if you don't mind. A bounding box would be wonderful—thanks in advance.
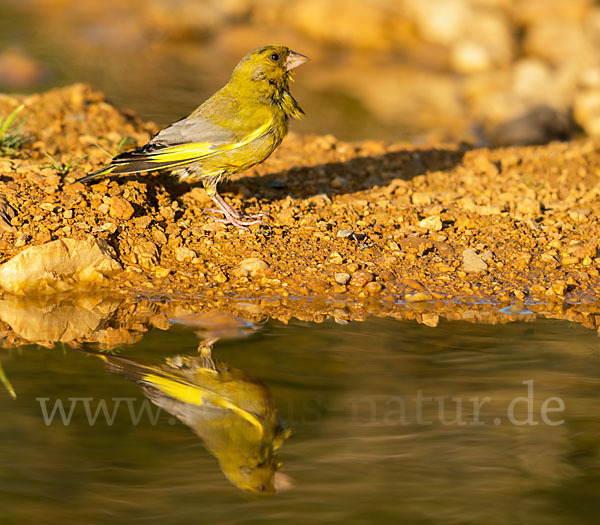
[231,45,309,101]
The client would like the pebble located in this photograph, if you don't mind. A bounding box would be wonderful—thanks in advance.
[239,257,269,276]
[109,196,135,220]
[269,180,287,189]
[411,192,432,206]
[133,241,159,268]
[421,313,440,327]
[134,216,152,229]
[552,280,567,296]
[451,40,493,73]
[334,272,351,285]
[365,281,383,294]
[175,247,196,263]
[213,271,228,283]
[574,89,600,136]
[154,266,171,278]
[337,229,354,238]
[331,176,347,188]
[329,252,343,264]
[349,270,374,288]
[462,248,488,272]
[418,215,443,231]
[405,291,433,302]
[561,256,580,265]
[516,198,541,216]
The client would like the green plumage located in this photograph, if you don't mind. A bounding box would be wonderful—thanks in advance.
[78,45,308,228]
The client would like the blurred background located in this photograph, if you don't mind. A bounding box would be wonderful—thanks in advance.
[1,0,600,146]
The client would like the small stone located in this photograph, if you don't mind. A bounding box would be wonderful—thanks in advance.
[574,89,600,137]
[97,222,117,234]
[230,267,249,279]
[462,248,488,272]
[451,40,493,73]
[239,257,269,276]
[331,176,347,189]
[268,179,287,189]
[365,281,382,294]
[349,270,374,288]
[175,247,196,263]
[154,266,170,278]
[421,313,439,327]
[346,263,360,273]
[63,209,73,219]
[159,206,175,220]
[337,229,354,238]
[552,280,567,296]
[152,229,168,245]
[133,241,159,269]
[214,271,228,283]
[411,192,431,206]
[14,233,31,248]
[541,253,558,264]
[134,216,152,229]
[109,196,135,220]
[418,215,443,231]
[329,251,343,264]
[334,272,351,285]
[516,198,541,216]
[404,291,433,302]
[561,256,580,265]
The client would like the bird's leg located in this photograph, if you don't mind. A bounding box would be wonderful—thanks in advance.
[197,339,218,371]
[205,192,268,229]
[211,192,269,220]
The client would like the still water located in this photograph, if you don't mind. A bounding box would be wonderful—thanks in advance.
[1,307,600,523]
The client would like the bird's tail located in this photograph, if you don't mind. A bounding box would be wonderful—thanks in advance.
[75,165,116,183]
[75,148,199,184]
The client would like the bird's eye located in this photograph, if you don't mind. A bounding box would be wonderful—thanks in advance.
[270,53,280,62]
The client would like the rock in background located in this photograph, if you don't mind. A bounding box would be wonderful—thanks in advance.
[2,0,600,145]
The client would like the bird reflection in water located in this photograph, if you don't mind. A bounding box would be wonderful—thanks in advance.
[85,311,293,495]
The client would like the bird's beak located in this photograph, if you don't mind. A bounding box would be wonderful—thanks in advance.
[286,51,309,71]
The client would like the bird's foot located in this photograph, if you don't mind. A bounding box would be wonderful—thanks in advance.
[202,207,269,221]
[206,193,270,230]
[203,207,270,230]
[212,215,269,230]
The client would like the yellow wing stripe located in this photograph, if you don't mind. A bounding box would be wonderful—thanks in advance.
[143,373,264,434]
[147,119,273,164]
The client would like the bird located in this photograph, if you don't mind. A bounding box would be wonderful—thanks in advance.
[82,347,293,494]
[76,45,308,229]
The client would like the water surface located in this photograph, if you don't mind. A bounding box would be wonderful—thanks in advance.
[1,312,600,523]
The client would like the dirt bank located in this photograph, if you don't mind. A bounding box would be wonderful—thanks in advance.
[1,84,600,335]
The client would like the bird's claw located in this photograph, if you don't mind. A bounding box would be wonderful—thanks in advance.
[202,207,270,221]
[211,217,269,230]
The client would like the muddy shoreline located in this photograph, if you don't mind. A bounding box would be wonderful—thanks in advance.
[1,84,600,340]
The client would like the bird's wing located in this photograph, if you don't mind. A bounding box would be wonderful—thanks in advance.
[95,352,265,433]
[78,113,273,181]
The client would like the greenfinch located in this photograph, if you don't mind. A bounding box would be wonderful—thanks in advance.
[77,45,308,229]
[88,349,292,494]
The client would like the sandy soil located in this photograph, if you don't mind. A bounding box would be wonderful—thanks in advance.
[1,84,600,341]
